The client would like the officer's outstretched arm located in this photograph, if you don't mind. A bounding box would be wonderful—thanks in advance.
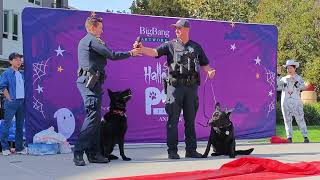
[141,47,158,57]
[91,38,130,60]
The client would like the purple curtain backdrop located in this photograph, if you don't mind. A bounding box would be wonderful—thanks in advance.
[22,8,277,144]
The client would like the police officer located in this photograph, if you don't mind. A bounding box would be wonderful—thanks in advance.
[74,13,141,166]
[136,19,215,159]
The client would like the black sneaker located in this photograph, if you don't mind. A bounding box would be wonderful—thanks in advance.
[287,138,292,143]
[168,152,180,159]
[73,153,85,166]
[185,151,203,158]
[87,153,109,163]
[304,137,310,143]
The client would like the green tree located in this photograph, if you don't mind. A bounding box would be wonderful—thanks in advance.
[180,0,259,22]
[303,58,320,93]
[252,0,320,93]
[130,0,259,22]
[130,0,189,17]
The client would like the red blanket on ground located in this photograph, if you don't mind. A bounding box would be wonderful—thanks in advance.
[270,136,289,143]
[103,157,320,180]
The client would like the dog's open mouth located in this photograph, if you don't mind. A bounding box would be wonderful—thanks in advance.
[209,103,233,129]
[210,112,232,128]
[123,94,132,99]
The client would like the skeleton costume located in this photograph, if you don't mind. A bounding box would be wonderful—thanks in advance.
[277,60,308,141]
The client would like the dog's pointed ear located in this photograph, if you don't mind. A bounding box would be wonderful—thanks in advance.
[125,88,131,94]
[107,89,114,99]
[215,102,221,111]
[225,108,234,117]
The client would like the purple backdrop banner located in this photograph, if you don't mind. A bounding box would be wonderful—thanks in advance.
[22,8,277,144]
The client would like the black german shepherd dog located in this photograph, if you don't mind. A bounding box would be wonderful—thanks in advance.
[202,103,254,158]
[100,89,132,161]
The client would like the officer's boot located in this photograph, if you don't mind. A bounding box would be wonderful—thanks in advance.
[168,152,180,159]
[73,152,85,166]
[185,150,203,158]
[168,150,180,159]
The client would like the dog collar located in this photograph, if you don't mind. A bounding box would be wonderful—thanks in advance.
[214,122,232,129]
[112,109,126,116]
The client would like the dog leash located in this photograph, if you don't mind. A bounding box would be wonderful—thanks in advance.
[197,74,217,127]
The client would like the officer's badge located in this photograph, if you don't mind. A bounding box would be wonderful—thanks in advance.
[96,37,105,45]
[187,46,194,53]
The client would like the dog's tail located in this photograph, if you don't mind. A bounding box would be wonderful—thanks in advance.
[235,148,254,155]
[197,122,209,127]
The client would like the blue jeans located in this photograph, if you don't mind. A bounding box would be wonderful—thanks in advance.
[0,99,25,151]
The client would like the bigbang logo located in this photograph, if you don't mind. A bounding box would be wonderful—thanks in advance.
[139,26,170,43]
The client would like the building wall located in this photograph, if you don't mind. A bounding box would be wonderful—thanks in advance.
[1,0,39,61]
[0,0,69,62]
[42,0,69,8]
[42,0,54,7]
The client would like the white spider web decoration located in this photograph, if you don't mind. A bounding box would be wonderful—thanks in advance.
[267,100,275,117]
[32,57,51,85]
[33,96,46,119]
[265,67,275,89]
[265,68,276,116]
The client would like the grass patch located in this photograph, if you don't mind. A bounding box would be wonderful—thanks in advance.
[276,125,320,143]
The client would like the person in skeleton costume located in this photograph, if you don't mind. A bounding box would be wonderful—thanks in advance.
[277,59,309,143]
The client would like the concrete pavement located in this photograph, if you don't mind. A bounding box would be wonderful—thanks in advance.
[1,141,320,180]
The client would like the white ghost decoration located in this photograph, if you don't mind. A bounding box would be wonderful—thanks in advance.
[54,108,75,139]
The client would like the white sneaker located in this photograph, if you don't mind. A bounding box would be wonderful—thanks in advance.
[2,150,11,156]
[16,148,28,155]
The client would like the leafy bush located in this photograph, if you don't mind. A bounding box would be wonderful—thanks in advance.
[303,57,320,96]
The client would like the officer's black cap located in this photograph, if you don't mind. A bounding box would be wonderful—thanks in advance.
[8,52,23,61]
[170,19,190,28]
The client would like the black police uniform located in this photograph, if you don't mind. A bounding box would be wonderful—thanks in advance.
[74,33,131,165]
[156,38,209,157]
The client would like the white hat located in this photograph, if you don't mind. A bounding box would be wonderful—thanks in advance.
[283,59,299,68]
